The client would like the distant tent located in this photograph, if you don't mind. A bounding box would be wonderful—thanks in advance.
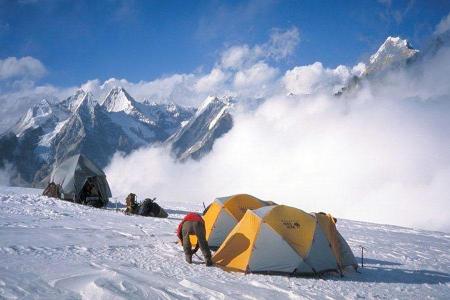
[203,194,274,249]
[212,205,357,275]
[49,154,112,207]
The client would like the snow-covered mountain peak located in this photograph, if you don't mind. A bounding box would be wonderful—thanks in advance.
[60,89,95,113]
[196,95,233,116]
[366,36,418,74]
[13,99,53,136]
[73,91,96,112]
[168,95,234,160]
[102,87,136,113]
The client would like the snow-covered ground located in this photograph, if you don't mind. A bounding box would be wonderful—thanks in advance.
[0,187,449,299]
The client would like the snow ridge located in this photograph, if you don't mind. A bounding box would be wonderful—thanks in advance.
[103,87,136,113]
[168,95,234,160]
[366,36,419,74]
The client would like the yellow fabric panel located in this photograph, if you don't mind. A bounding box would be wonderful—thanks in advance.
[223,194,266,221]
[189,234,198,248]
[263,205,316,257]
[203,202,223,240]
[316,213,342,268]
[212,210,261,272]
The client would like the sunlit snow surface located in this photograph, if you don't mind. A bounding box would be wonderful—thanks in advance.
[0,187,449,299]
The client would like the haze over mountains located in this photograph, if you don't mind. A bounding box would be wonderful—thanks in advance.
[0,33,447,188]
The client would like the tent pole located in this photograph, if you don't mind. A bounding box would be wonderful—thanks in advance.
[359,245,365,268]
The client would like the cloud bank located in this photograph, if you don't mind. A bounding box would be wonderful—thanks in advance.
[0,56,46,80]
[106,29,450,233]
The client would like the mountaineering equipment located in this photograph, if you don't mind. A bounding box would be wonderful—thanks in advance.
[213,205,358,275]
[138,198,169,218]
[203,194,275,249]
[125,193,139,214]
[359,245,366,268]
[42,182,60,198]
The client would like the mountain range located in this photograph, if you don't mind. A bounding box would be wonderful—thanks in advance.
[2,34,447,187]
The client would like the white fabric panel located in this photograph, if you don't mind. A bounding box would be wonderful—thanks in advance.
[249,223,303,273]
[215,196,231,206]
[208,210,237,248]
[337,231,357,268]
[304,226,338,272]
[252,205,277,218]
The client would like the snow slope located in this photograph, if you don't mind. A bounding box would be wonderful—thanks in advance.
[0,187,449,299]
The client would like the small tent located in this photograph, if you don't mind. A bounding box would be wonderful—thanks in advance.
[212,205,357,275]
[203,194,273,249]
[50,154,112,207]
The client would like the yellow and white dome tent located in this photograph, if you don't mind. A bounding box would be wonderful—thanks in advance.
[212,205,358,275]
[203,194,274,249]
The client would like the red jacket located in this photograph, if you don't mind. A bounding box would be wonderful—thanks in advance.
[177,212,204,241]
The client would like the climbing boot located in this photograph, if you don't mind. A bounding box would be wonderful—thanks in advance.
[185,254,192,264]
[205,257,213,266]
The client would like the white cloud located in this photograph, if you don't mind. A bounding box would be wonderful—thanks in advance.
[220,27,299,70]
[0,56,46,80]
[283,62,351,95]
[264,27,300,60]
[194,68,229,93]
[75,28,298,107]
[220,45,253,69]
[233,62,278,89]
[435,12,450,35]
[351,62,366,77]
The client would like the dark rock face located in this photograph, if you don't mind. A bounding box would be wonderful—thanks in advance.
[167,96,234,161]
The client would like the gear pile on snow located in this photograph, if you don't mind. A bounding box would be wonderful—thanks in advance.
[124,194,168,218]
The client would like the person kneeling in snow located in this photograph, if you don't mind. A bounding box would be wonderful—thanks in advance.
[177,212,213,266]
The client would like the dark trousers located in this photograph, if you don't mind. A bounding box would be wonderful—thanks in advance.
[182,221,211,260]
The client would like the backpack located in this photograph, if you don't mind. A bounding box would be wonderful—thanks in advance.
[125,193,139,214]
[138,198,168,218]
[42,182,60,198]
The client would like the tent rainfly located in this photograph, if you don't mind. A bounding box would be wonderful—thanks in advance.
[212,205,358,275]
[203,194,274,249]
[50,154,112,207]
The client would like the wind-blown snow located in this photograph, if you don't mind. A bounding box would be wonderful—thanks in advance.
[0,187,449,299]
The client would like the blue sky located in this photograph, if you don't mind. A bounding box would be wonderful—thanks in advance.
[0,0,449,87]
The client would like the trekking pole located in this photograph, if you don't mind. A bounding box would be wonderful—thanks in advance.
[115,197,118,212]
[359,245,366,268]
[203,202,206,210]
[194,252,204,262]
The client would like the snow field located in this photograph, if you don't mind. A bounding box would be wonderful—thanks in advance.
[0,187,449,299]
